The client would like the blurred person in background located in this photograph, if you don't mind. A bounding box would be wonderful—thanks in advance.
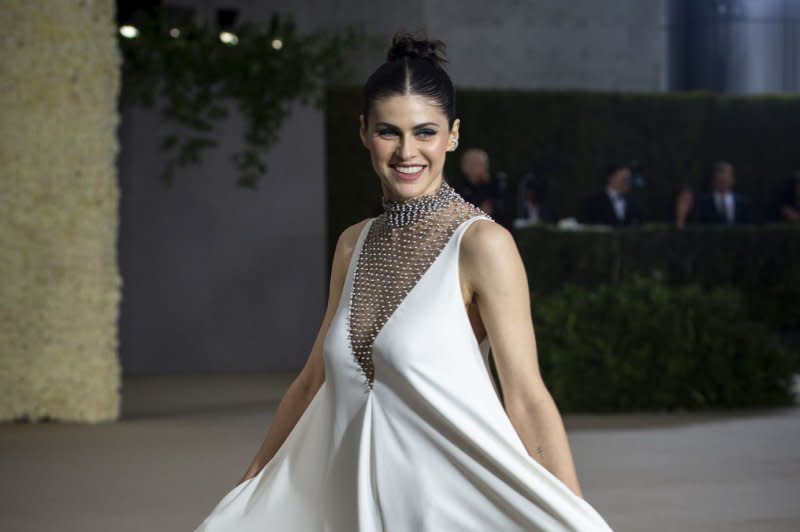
[778,171,800,223]
[513,171,557,228]
[580,163,644,226]
[457,147,510,227]
[696,161,749,225]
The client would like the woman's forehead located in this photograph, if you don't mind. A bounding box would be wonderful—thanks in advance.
[369,94,448,126]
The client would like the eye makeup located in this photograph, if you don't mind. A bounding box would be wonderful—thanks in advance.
[375,122,441,138]
[415,128,437,138]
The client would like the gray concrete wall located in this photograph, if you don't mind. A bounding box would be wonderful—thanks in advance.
[119,0,667,374]
[425,0,667,90]
[118,103,327,373]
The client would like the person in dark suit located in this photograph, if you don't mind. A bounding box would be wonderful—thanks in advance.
[580,164,643,226]
[513,172,557,228]
[695,161,749,225]
[457,148,494,211]
[457,148,511,228]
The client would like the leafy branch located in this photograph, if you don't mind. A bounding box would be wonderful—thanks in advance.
[119,13,362,188]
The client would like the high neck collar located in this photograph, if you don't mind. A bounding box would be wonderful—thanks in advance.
[381,180,460,227]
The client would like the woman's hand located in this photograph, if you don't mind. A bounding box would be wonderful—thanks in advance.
[234,463,263,488]
[236,463,263,487]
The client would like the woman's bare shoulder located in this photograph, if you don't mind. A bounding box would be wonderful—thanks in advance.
[459,218,524,291]
[460,218,516,262]
[334,217,374,263]
[325,217,374,306]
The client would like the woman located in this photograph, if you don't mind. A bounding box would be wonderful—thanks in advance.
[195,34,614,532]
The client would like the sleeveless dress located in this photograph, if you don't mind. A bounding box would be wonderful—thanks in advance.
[194,183,615,531]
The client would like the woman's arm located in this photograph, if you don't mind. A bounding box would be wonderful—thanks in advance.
[237,219,370,485]
[460,220,583,498]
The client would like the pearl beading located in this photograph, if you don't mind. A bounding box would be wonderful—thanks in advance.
[347,180,494,391]
[381,180,462,227]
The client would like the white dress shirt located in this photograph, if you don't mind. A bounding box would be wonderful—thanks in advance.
[713,191,735,223]
[606,186,626,221]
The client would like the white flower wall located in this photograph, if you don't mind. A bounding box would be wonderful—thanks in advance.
[0,0,122,422]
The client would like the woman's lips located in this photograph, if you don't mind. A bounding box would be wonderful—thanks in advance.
[390,164,426,181]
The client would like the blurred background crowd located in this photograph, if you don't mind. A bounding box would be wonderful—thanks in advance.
[456,150,800,229]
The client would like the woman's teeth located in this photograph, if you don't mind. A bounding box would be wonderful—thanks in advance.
[394,166,424,174]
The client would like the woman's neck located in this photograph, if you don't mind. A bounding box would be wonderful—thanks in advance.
[380,180,459,227]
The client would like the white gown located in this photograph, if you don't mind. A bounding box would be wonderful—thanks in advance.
[194,213,615,531]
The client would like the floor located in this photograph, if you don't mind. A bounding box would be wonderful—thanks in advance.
[1,373,799,532]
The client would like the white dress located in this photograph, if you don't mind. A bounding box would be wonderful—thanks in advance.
[194,189,615,531]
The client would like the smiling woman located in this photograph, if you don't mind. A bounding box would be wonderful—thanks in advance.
[360,94,458,196]
[359,36,460,203]
[194,32,615,532]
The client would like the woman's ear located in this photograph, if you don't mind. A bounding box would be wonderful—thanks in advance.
[359,115,369,150]
[451,118,461,138]
[448,118,461,152]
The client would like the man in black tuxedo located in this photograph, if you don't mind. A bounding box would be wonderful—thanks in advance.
[581,164,643,226]
[457,148,511,228]
[458,148,497,214]
[696,161,749,225]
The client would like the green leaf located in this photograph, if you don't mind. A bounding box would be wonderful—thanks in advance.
[119,10,364,186]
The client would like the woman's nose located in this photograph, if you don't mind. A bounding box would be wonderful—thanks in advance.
[396,135,417,160]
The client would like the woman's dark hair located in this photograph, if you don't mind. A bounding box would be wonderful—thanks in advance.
[362,32,456,127]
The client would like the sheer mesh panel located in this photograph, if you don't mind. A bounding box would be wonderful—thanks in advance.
[347,181,492,390]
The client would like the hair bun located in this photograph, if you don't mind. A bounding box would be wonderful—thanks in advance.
[386,32,448,67]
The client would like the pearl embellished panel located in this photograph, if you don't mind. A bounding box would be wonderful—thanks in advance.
[347,180,493,390]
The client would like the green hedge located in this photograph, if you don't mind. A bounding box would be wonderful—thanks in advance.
[513,224,800,332]
[529,275,796,412]
[325,86,800,255]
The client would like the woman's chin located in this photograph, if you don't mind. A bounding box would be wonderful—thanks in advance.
[381,170,442,201]
[387,182,426,201]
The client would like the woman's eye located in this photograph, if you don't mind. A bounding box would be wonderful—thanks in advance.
[376,128,437,138]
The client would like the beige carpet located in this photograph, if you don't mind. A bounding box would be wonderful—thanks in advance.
[1,374,799,532]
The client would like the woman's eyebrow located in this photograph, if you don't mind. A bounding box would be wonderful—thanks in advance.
[375,122,440,129]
